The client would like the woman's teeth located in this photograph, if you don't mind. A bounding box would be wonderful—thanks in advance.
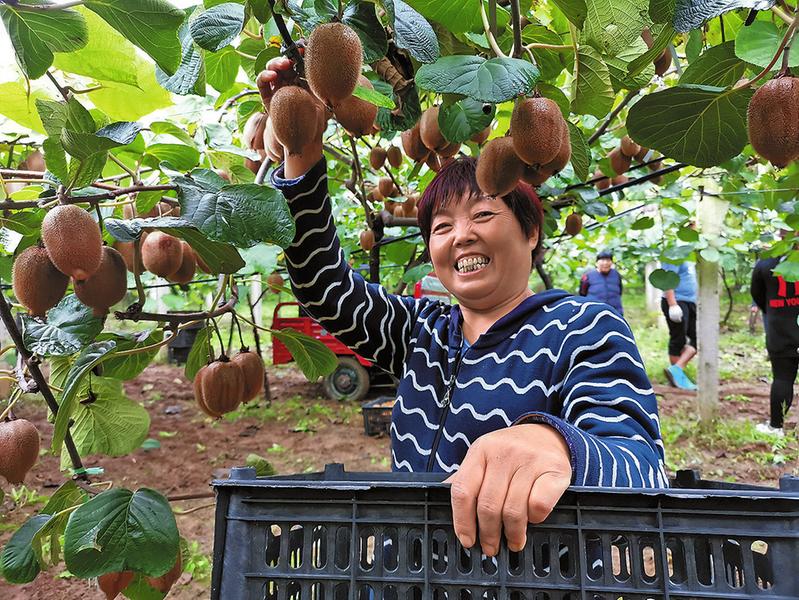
[456,256,489,272]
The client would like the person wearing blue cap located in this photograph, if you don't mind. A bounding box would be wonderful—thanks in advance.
[579,250,624,315]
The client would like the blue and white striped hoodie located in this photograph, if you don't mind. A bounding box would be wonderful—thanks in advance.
[272,159,668,488]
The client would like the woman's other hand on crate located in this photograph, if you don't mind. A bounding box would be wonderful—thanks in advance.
[444,423,571,557]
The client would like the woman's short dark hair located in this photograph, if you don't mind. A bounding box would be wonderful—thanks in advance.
[416,156,544,260]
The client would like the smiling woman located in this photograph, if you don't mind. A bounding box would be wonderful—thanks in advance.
[261,56,667,558]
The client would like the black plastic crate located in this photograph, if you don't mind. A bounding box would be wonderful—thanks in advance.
[361,396,395,436]
[211,464,799,600]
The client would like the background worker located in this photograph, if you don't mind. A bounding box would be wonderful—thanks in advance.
[579,250,624,315]
[661,261,698,390]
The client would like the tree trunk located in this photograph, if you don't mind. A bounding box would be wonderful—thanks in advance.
[696,258,719,423]
[644,262,660,313]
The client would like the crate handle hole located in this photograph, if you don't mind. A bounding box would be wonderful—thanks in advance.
[751,540,773,589]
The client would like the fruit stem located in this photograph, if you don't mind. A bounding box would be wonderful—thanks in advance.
[210,318,226,357]
[232,313,245,349]
[741,14,799,90]
[265,0,305,76]
[509,0,523,58]
[0,387,22,422]
[480,0,507,58]
[133,238,146,306]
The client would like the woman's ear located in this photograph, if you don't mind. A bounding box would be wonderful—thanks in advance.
[528,227,539,251]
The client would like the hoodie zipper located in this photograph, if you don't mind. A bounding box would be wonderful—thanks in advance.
[426,350,462,472]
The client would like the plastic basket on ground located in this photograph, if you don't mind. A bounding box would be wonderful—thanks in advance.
[361,396,395,436]
[211,464,799,600]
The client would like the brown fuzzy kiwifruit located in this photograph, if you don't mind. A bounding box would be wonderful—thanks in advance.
[620,135,641,158]
[747,75,799,168]
[232,349,265,402]
[370,146,387,170]
[634,146,650,162]
[0,418,40,484]
[419,107,447,151]
[654,50,671,76]
[386,145,403,168]
[245,158,262,174]
[305,22,363,105]
[166,241,197,285]
[611,174,629,186]
[470,126,491,145]
[267,271,284,293]
[401,125,429,162]
[12,245,69,317]
[510,97,564,166]
[378,177,394,198]
[359,229,375,251]
[74,246,128,317]
[270,86,323,155]
[520,164,549,186]
[201,358,244,416]
[425,153,442,172]
[438,141,461,158]
[113,241,137,274]
[402,196,416,215]
[123,203,137,219]
[371,185,385,202]
[193,364,219,418]
[98,571,135,600]
[393,205,406,218]
[476,137,524,196]
[594,169,611,191]
[141,231,184,277]
[565,213,583,236]
[145,554,182,594]
[540,125,572,176]
[608,147,632,175]
[243,112,268,151]
[262,117,284,163]
[41,204,103,281]
[333,75,378,137]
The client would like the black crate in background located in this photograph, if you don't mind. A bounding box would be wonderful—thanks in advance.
[361,397,395,436]
[211,464,799,600]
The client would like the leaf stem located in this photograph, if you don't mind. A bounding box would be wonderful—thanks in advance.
[0,388,23,422]
[509,0,523,58]
[773,5,794,25]
[480,0,507,58]
[13,0,85,9]
[525,43,573,51]
[108,154,139,185]
[741,14,799,89]
[234,49,258,61]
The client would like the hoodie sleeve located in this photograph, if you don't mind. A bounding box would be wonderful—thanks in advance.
[750,261,767,313]
[515,302,668,488]
[270,158,420,376]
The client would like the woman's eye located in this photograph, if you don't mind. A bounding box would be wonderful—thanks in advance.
[432,223,451,232]
[475,211,494,219]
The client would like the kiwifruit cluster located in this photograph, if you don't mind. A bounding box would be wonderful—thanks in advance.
[193,350,265,418]
[134,231,209,283]
[369,145,403,170]
[475,96,571,196]
[0,418,40,484]
[593,137,662,190]
[747,74,799,168]
[74,246,128,317]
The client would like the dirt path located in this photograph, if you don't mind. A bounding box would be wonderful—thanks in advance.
[0,366,796,599]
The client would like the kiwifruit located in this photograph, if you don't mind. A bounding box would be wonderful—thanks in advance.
[195,249,211,274]
[74,246,128,317]
[648,159,663,172]
[634,146,651,162]
[267,271,284,293]
[386,145,402,168]
[370,146,387,170]
[213,168,231,182]
[0,418,40,484]
[201,358,245,416]
[419,107,447,151]
[620,135,641,158]
[401,125,429,162]
[393,205,406,218]
[425,152,441,172]
[384,200,397,214]
[148,201,179,218]
[333,75,378,137]
[166,241,197,285]
[378,177,394,198]
[476,137,524,196]
[359,229,375,251]
[145,554,182,594]
[141,231,183,277]
[269,86,322,155]
[245,158,262,174]
[193,364,219,418]
[12,245,69,317]
[747,75,799,168]
[232,349,265,402]
[19,150,45,172]
[520,164,549,186]
[123,203,137,219]
[41,205,103,280]
[540,126,572,175]
[243,112,267,151]
[565,213,582,236]
[438,141,461,158]
[262,117,284,163]
[510,97,564,166]
[113,241,137,274]
[594,169,611,191]
[611,174,629,186]
[98,571,134,600]
[608,147,632,175]
[654,50,671,76]
[371,185,385,202]
[470,126,491,145]
[305,22,363,105]
[402,196,416,215]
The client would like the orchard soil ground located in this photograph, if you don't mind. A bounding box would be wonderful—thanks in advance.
[1,364,797,599]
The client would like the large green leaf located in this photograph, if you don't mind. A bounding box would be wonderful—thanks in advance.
[21,295,104,357]
[626,84,754,167]
[84,0,184,74]
[439,98,495,144]
[31,482,89,568]
[342,0,388,63]
[571,46,615,117]
[0,515,51,583]
[605,37,655,91]
[680,41,747,88]
[60,377,151,469]
[0,82,47,134]
[352,84,396,109]
[674,0,775,33]
[649,0,676,22]
[52,341,117,456]
[97,330,163,380]
[156,10,206,96]
[190,2,245,51]
[583,0,648,58]
[627,22,674,77]
[0,1,88,79]
[104,217,246,273]
[64,488,178,578]
[551,0,587,27]
[87,54,174,121]
[416,55,539,103]
[184,326,211,380]
[174,173,295,248]
[649,267,680,290]
[402,0,480,33]
[384,0,439,64]
[567,122,590,182]
[204,46,240,93]
[735,20,799,70]
[147,143,201,171]
[522,23,568,82]
[36,97,95,138]
[272,329,338,380]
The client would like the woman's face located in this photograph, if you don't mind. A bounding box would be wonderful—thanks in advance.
[427,193,538,310]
